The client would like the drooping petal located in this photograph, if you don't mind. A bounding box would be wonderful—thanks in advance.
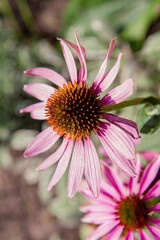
[104,225,124,240]
[125,229,134,240]
[143,180,160,200]
[102,161,125,198]
[23,83,55,101]
[20,102,47,120]
[128,153,141,196]
[24,67,67,88]
[59,40,77,84]
[24,127,60,158]
[138,156,160,196]
[100,179,121,202]
[149,217,160,227]
[80,203,116,213]
[87,220,120,240]
[47,140,73,191]
[103,113,140,139]
[96,53,122,93]
[36,137,69,171]
[67,140,84,198]
[146,224,160,240]
[81,212,116,225]
[100,79,134,105]
[84,137,101,198]
[138,229,151,240]
[93,38,116,90]
[148,203,160,212]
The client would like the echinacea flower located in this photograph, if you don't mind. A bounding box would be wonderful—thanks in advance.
[20,33,139,198]
[80,153,160,240]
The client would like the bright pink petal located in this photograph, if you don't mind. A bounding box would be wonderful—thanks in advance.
[148,203,160,212]
[146,224,160,240]
[23,83,55,101]
[149,217,160,227]
[138,229,151,240]
[103,113,140,139]
[125,229,134,240]
[84,137,101,198]
[36,137,69,171]
[24,67,67,88]
[47,140,73,191]
[87,220,120,240]
[67,140,84,198]
[138,156,160,196]
[141,151,159,161]
[80,203,116,213]
[104,225,124,240]
[59,40,77,84]
[100,79,134,105]
[102,161,125,198]
[143,180,160,200]
[24,127,60,158]
[128,153,141,196]
[20,102,47,120]
[93,38,116,90]
[96,53,122,93]
[81,212,116,225]
[100,179,121,202]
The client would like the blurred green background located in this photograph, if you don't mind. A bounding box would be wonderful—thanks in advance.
[0,0,160,239]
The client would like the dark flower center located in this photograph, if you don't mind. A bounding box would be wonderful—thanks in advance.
[45,81,102,140]
[117,196,149,231]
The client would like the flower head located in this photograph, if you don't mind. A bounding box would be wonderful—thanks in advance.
[80,153,160,240]
[21,33,139,198]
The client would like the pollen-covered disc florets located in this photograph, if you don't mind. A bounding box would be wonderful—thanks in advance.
[45,81,102,140]
[117,196,148,231]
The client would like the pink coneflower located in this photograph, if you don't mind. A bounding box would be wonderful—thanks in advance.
[80,153,160,240]
[20,33,139,198]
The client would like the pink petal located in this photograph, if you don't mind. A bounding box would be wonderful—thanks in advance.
[24,127,60,158]
[104,225,124,240]
[148,203,160,212]
[128,153,141,196]
[84,137,101,198]
[103,113,140,139]
[138,156,160,196]
[141,151,159,161]
[23,83,55,101]
[96,53,122,93]
[102,161,125,198]
[100,179,121,202]
[125,229,134,240]
[67,140,84,198]
[59,40,77,84]
[80,203,116,213]
[143,180,160,200]
[81,212,116,225]
[138,229,151,240]
[24,67,67,88]
[47,140,73,191]
[87,220,120,240]
[93,38,116,90]
[149,217,160,227]
[146,224,160,240]
[20,102,47,120]
[36,137,69,171]
[100,79,134,105]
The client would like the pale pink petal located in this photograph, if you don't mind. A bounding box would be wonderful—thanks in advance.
[67,140,84,198]
[80,203,116,213]
[102,161,125,197]
[87,220,120,240]
[138,156,160,196]
[125,229,134,240]
[96,53,122,93]
[24,127,60,158]
[143,180,160,200]
[128,153,141,196]
[23,83,55,101]
[100,179,121,202]
[93,38,116,90]
[59,40,77,84]
[146,224,160,240]
[36,137,69,171]
[138,229,151,240]
[84,137,101,198]
[141,151,159,161]
[100,79,134,105]
[103,113,140,139]
[104,225,124,240]
[24,67,67,88]
[20,102,47,120]
[47,140,73,191]
[81,212,116,225]
[148,203,160,212]
[149,218,160,227]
